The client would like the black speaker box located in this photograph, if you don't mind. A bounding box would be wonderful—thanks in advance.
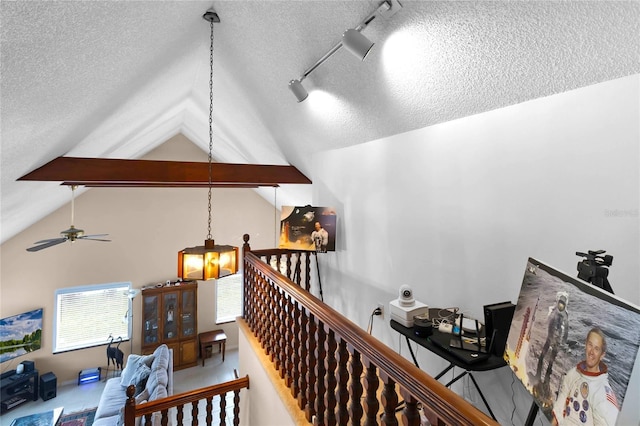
[21,360,35,373]
[484,301,515,357]
[40,372,57,401]
[413,316,433,337]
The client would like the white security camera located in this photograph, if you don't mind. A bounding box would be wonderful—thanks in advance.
[389,284,427,327]
[398,285,414,306]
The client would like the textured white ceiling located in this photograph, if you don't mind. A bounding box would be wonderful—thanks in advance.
[1,1,639,243]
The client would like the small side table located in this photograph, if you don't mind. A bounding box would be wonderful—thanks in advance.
[198,329,227,366]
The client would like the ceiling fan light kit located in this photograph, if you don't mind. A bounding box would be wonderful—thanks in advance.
[177,7,239,281]
[288,0,402,102]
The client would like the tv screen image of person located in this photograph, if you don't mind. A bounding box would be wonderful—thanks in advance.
[504,258,640,425]
[0,307,43,364]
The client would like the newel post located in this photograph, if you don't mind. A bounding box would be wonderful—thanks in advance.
[242,233,250,324]
[124,384,136,426]
[243,233,251,253]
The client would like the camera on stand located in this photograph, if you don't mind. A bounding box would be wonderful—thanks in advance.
[576,250,614,294]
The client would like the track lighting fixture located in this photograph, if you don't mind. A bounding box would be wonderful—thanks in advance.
[342,29,374,61]
[288,79,309,103]
[288,0,402,102]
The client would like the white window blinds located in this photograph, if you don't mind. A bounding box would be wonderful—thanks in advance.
[54,282,131,353]
[215,274,243,324]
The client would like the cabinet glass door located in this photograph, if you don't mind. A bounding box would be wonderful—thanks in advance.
[163,292,179,340]
[181,288,196,338]
[142,295,160,345]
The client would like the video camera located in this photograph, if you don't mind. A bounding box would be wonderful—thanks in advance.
[576,250,614,294]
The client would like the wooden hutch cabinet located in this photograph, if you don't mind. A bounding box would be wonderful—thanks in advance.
[141,281,198,370]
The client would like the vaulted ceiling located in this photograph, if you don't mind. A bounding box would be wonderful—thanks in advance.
[2,1,638,244]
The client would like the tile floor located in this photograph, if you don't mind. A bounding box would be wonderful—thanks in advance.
[1,349,239,426]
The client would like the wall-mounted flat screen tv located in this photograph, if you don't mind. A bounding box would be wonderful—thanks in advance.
[505,258,640,425]
[0,307,43,364]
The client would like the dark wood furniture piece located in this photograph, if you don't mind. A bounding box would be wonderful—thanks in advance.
[141,281,198,370]
[19,156,311,187]
[390,319,506,421]
[198,329,227,366]
[0,370,39,413]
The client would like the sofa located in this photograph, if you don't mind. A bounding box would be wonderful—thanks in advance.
[93,344,173,426]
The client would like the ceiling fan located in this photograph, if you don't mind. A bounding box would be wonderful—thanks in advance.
[26,185,110,252]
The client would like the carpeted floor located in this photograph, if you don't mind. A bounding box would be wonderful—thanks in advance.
[58,407,97,426]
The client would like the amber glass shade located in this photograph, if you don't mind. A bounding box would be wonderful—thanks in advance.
[178,240,238,281]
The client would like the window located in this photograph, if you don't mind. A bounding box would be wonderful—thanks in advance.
[216,273,243,324]
[54,282,131,353]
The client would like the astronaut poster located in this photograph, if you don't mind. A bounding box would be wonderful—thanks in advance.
[279,206,336,252]
[504,258,640,425]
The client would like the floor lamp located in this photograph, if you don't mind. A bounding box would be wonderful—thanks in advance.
[127,289,140,355]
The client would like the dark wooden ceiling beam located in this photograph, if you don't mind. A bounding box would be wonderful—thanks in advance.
[18,156,311,186]
[63,182,266,188]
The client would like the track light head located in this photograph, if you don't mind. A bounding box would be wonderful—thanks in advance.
[342,29,374,61]
[288,79,309,102]
[288,1,401,102]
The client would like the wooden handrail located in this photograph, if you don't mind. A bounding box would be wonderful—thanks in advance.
[249,247,313,292]
[243,236,499,426]
[123,375,249,425]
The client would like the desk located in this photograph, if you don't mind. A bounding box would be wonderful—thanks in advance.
[391,319,505,421]
[198,329,227,366]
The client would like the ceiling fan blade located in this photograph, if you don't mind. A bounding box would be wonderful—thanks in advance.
[32,237,67,244]
[78,234,111,242]
[26,238,67,252]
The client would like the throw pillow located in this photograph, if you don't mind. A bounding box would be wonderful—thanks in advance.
[120,354,154,387]
[151,344,170,371]
[144,367,168,397]
[132,364,152,396]
[136,388,150,404]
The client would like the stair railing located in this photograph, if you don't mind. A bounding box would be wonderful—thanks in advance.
[243,234,498,426]
[123,374,249,426]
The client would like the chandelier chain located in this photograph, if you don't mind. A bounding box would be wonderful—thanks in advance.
[207,18,214,240]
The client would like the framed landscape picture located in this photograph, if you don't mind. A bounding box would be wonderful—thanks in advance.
[0,308,43,364]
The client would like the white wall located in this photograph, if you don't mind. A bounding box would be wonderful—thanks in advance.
[312,75,640,425]
[0,134,279,383]
[238,321,303,426]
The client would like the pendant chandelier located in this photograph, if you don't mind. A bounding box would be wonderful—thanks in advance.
[177,8,238,281]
